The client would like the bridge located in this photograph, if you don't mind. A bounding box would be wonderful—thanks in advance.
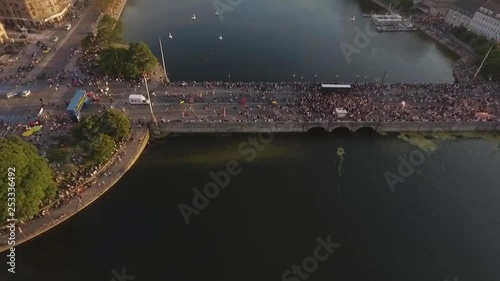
[150,121,500,136]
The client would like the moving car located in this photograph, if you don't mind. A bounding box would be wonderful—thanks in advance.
[128,94,150,105]
[21,90,31,97]
[65,24,71,30]
[52,36,59,42]
[17,65,24,72]
[43,47,51,54]
[26,63,34,71]
[6,92,16,99]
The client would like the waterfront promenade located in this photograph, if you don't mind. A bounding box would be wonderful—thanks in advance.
[0,128,149,253]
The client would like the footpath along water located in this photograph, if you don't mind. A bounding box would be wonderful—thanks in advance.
[0,128,150,253]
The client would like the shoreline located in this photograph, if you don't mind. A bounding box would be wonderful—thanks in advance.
[368,0,475,83]
[0,129,150,253]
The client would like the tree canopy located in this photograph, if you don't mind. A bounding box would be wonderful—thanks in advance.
[451,26,500,81]
[98,42,158,79]
[73,108,130,145]
[72,108,130,165]
[95,15,124,47]
[0,136,57,222]
[90,134,115,164]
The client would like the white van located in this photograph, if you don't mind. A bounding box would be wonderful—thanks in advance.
[52,36,59,42]
[128,94,150,105]
[65,24,71,30]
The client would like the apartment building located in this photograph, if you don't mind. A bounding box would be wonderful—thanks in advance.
[420,0,456,16]
[445,0,485,27]
[0,0,72,27]
[468,0,500,41]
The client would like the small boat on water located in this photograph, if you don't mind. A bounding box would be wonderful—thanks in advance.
[168,32,172,39]
[215,11,219,16]
[218,35,223,40]
[350,16,356,21]
[191,14,196,20]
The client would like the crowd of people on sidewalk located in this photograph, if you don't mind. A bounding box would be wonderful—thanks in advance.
[412,14,480,83]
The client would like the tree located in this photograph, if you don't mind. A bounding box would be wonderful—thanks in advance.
[0,136,57,222]
[126,42,158,78]
[98,42,158,79]
[89,134,115,164]
[99,108,131,142]
[72,114,101,141]
[98,47,128,76]
[95,15,124,47]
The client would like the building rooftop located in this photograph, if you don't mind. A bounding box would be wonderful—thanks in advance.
[454,0,487,14]
[479,0,500,19]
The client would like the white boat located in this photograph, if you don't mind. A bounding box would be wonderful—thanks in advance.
[168,32,172,39]
[351,16,356,21]
[218,35,222,40]
[191,14,196,20]
[215,11,219,16]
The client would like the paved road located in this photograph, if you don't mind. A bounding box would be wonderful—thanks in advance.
[0,1,102,136]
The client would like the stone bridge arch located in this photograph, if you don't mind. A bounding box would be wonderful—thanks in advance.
[307,127,328,134]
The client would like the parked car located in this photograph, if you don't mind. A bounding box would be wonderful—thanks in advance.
[6,92,16,99]
[21,90,31,97]
[17,66,24,72]
[36,40,42,46]
[26,63,34,71]
[52,36,59,42]
[32,52,37,58]
[33,58,40,64]
[43,47,51,54]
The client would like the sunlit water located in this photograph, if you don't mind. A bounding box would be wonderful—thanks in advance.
[120,0,457,82]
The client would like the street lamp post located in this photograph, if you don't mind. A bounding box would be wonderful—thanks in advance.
[144,76,158,130]
[335,75,338,83]
[381,70,388,85]
[474,35,497,79]
[314,74,317,83]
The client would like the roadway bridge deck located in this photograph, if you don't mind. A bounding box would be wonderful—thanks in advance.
[150,121,500,135]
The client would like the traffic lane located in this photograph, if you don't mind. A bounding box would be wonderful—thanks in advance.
[39,5,99,75]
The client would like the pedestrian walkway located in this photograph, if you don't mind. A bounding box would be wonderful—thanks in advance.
[0,126,23,137]
[0,128,150,253]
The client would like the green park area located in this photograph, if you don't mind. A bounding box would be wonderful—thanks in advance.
[0,109,131,223]
[81,15,158,79]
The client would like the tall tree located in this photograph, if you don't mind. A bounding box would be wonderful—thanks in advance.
[0,136,57,222]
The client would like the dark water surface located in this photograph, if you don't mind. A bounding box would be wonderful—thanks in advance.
[3,133,500,281]
[120,0,457,83]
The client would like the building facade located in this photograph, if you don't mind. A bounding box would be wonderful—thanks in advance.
[445,0,484,27]
[420,0,456,16]
[0,22,8,43]
[469,0,500,41]
[0,0,72,27]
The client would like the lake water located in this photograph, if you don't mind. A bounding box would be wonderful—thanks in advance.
[4,132,500,281]
[120,0,457,83]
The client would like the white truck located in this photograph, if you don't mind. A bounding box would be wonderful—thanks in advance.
[128,94,150,105]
